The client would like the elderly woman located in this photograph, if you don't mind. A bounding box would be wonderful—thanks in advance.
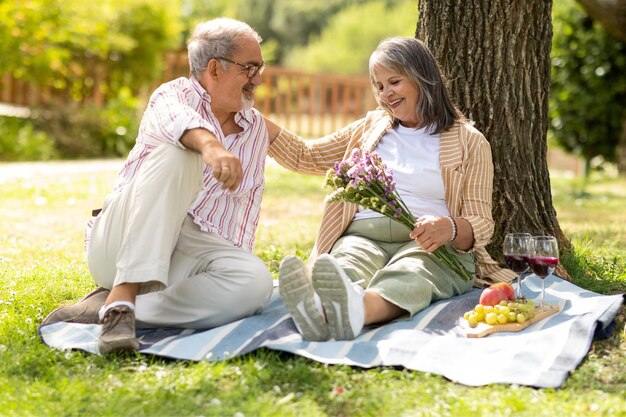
[265,37,515,341]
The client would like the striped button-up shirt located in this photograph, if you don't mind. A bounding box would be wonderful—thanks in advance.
[268,109,515,285]
[102,77,269,252]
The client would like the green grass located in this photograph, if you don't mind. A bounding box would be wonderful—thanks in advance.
[0,161,624,417]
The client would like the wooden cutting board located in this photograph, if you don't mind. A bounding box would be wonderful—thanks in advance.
[465,303,560,338]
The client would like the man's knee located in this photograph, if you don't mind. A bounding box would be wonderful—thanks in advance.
[241,257,273,309]
[150,144,203,181]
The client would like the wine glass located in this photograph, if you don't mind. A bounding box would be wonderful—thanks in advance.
[503,233,531,298]
[529,235,559,306]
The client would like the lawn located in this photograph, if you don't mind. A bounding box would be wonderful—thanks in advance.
[0,159,624,417]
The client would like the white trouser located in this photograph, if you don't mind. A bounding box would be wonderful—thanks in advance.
[87,144,273,329]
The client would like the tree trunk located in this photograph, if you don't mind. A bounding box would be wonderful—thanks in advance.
[417,0,572,277]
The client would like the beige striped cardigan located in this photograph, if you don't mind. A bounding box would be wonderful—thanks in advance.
[268,109,516,286]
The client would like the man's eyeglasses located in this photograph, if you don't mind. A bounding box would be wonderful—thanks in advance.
[216,57,265,79]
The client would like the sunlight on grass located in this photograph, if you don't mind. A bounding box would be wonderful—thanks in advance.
[256,161,326,258]
[551,174,626,253]
[0,160,624,416]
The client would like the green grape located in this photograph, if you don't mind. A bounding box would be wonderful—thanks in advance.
[485,312,498,325]
[515,300,536,319]
[474,310,485,322]
[465,301,539,327]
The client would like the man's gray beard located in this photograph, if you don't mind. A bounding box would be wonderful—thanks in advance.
[242,94,254,111]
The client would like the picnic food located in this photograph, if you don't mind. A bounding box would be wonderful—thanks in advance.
[463,299,536,327]
[478,282,515,306]
[491,282,515,300]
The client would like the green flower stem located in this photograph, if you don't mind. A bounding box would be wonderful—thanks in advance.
[327,184,473,282]
[399,209,472,282]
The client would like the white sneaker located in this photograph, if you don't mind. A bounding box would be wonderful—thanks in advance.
[312,254,365,340]
[279,255,329,341]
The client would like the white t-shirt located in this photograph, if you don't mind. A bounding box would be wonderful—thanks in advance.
[353,123,451,221]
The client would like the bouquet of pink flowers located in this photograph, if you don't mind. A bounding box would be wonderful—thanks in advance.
[324,148,472,282]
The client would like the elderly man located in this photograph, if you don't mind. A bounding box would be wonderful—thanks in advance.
[42,18,274,354]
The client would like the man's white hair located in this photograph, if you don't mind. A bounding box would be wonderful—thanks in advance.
[187,18,262,78]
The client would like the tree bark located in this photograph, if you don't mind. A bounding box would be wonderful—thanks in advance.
[417,0,571,277]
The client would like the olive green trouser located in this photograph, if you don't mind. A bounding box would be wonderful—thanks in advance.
[329,217,475,316]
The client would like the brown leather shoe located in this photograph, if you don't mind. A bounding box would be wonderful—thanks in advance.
[98,305,139,354]
[41,287,110,326]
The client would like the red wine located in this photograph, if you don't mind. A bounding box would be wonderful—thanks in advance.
[529,256,558,278]
[504,254,529,273]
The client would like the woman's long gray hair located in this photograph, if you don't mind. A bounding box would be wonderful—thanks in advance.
[187,18,262,79]
[369,37,464,134]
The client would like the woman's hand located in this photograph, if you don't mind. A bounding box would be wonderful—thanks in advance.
[409,215,453,253]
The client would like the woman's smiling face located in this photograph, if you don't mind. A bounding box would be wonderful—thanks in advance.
[373,65,420,128]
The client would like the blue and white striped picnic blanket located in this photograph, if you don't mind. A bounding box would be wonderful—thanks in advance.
[39,275,623,388]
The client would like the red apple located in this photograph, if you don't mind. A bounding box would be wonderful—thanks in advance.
[479,286,508,306]
[479,282,516,306]
[491,282,515,300]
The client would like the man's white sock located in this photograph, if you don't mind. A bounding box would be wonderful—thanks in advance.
[98,301,136,321]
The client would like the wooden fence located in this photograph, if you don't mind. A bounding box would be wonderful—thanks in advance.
[0,51,377,138]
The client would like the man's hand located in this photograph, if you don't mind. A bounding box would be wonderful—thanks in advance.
[181,128,243,192]
[202,143,243,191]
[409,215,452,253]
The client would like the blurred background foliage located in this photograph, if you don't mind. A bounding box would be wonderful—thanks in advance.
[284,0,416,74]
[0,0,181,99]
[181,0,416,70]
[0,0,180,159]
[0,0,625,172]
[550,0,626,177]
